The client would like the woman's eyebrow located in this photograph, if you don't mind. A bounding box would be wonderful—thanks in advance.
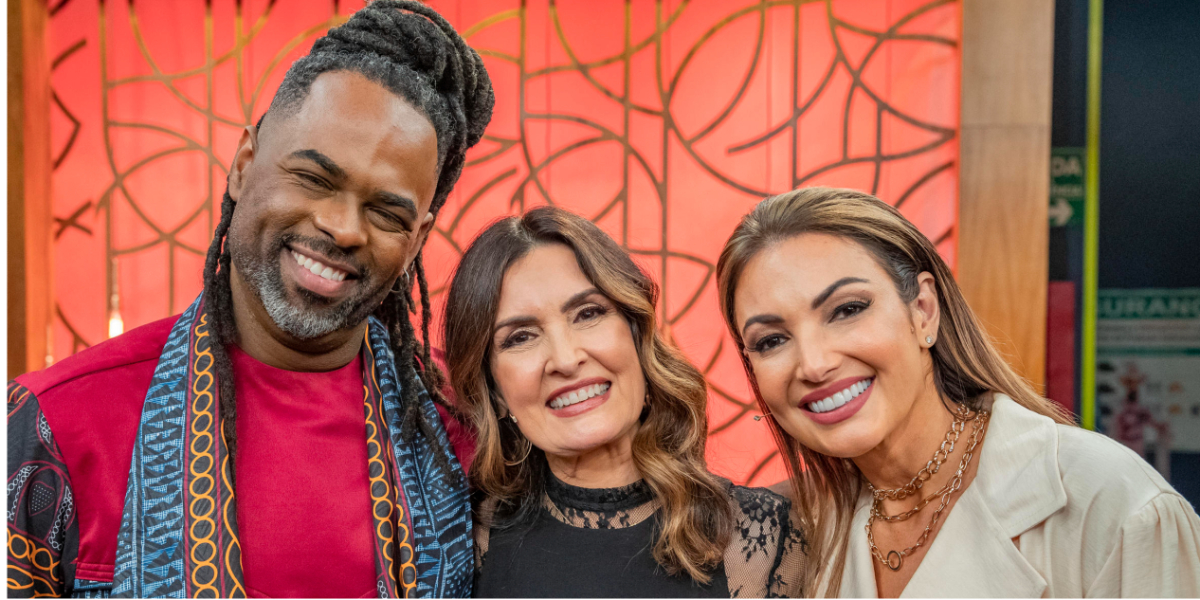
[560,288,602,313]
[811,277,869,309]
[492,288,603,336]
[492,315,538,335]
[741,314,784,338]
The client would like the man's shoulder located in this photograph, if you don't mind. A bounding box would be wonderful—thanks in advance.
[8,314,183,589]
[15,315,180,398]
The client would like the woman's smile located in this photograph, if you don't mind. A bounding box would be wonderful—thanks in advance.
[800,376,875,425]
[546,379,613,417]
[489,243,646,461]
[733,232,938,460]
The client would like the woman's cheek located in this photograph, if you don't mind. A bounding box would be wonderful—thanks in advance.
[751,356,791,410]
[600,318,634,356]
[495,357,540,413]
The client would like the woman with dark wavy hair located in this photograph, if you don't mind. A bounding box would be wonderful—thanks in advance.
[716,187,1200,597]
[444,206,806,597]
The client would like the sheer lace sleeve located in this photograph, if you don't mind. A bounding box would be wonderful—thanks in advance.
[473,496,498,568]
[723,485,809,598]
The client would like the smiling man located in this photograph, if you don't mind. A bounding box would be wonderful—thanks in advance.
[7,2,493,597]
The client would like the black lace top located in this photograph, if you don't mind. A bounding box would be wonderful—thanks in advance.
[473,475,807,598]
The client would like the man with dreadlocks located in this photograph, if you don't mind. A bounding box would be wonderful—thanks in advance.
[7,2,493,597]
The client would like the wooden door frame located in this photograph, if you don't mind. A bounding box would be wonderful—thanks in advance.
[958,0,1055,391]
[8,0,54,378]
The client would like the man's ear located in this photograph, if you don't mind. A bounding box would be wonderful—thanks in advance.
[228,125,259,202]
[406,211,437,266]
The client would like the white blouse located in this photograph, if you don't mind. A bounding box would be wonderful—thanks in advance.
[831,394,1200,597]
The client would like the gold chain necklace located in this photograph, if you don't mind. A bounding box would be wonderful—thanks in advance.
[865,405,990,571]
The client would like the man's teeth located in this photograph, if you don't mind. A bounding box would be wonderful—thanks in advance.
[549,382,611,409]
[808,378,872,414]
[291,251,347,282]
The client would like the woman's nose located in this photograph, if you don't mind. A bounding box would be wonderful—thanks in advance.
[544,330,587,377]
[794,331,840,384]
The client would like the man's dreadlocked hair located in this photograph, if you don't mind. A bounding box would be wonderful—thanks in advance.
[202,0,493,485]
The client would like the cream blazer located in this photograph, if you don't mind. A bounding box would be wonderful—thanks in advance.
[832,394,1200,597]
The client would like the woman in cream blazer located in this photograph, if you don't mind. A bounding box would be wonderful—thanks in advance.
[836,392,1199,596]
[716,187,1200,597]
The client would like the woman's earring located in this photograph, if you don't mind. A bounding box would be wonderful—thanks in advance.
[925,335,934,346]
[502,411,531,466]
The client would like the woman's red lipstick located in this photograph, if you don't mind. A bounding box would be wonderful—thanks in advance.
[545,377,612,418]
[800,377,874,426]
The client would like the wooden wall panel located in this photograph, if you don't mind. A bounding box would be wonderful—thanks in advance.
[958,0,1055,389]
[8,0,54,378]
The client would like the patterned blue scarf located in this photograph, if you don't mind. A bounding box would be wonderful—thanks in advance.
[111,296,472,598]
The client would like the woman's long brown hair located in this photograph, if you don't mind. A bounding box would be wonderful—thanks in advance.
[444,206,734,583]
[715,187,1073,596]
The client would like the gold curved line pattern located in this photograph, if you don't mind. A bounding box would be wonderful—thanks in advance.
[7,531,29,560]
[54,304,92,353]
[364,387,398,595]
[107,1,274,87]
[363,332,417,596]
[7,532,61,585]
[187,315,220,597]
[9,387,31,417]
[124,10,242,128]
[7,564,59,597]
[532,0,689,81]
[460,8,519,39]
[221,453,246,597]
[246,17,351,113]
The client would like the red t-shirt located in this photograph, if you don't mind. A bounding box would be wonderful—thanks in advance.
[17,316,473,598]
[229,345,376,598]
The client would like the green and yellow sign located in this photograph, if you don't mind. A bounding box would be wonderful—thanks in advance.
[1050,147,1085,227]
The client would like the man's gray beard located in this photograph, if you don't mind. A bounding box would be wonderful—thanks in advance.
[236,252,379,341]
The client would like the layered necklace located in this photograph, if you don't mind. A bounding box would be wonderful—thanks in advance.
[865,402,990,571]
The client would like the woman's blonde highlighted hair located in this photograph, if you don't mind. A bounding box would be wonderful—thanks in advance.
[444,206,733,583]
[715,187,1072,596]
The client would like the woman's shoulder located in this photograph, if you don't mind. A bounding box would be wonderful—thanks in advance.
[720,479,810,597]
[992,394,1181,524]
[729,483,792,513]
[990,396,1200,596]
[710,475,793,516]
[1053,416,1178,512]
[725,481,804,546]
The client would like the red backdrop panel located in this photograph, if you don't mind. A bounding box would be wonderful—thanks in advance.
[47,0,960,485]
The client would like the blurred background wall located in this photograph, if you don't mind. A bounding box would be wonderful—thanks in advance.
[9,0,1062,487]
[1049,0,1200,503]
